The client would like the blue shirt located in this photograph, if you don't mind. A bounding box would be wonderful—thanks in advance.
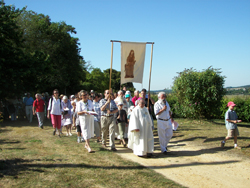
[24,97,34,106]
[225,109,238,130]
[93,101,101,122]
[99,98,117,116]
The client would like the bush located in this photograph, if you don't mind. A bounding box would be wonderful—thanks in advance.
[172,67,226,120]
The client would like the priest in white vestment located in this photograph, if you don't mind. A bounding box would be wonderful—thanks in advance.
[128,99,154,157]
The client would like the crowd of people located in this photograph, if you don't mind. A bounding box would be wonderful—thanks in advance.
[1,86,243,156]
[30,87,174,157]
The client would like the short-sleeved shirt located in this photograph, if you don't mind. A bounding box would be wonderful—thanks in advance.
[47,97,64,115]
[132,96,139,106]
[225,109,238,130]
[24,97,34,106]
[93,101,101,122]
[99,98,117,116]
[76,100,94,116]
[154,100,171,120]
[115,109,128,123]
[33,99,45,112]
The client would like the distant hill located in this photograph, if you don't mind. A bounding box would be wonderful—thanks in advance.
[225,85,250,89]
[151,85,250,94]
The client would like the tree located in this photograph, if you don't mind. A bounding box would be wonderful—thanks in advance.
[16,9,85,94]
[0,1,26,98]
[103,69,134,93]
[172,67,226,119]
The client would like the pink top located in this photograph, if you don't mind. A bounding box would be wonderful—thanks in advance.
[132,96,139,106]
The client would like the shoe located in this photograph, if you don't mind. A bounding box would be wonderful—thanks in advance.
[81,138,85,142]
[147,153,156,158]
[234,146,241,149]
[58,135,61,138]
[88,148,92,153]
[111,148,117,151]
[53,130,56,135]
[69,133,72,136]
[221,141,225,148]
[77,137,81,143]
[66,133,69,136]
[40,126,43,129]
[163,151,168,155]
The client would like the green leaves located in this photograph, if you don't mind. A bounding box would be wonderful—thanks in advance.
[172,67,226,119]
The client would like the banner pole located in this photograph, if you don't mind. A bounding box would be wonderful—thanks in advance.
[109,41,114,94]
[148,43,154,107]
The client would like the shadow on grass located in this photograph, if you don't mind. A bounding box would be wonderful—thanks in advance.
[0,119,52,128]
[0,139,21,144]
[0,157,239,178]
[0,158,147,178]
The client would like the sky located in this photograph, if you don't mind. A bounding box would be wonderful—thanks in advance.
[4,0,250,91]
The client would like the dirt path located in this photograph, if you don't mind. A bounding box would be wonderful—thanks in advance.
[115,135,250,188]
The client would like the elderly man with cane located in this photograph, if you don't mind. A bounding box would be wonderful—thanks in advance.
[154,92,173,154]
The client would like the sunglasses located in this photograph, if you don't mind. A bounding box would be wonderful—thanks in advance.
[81,94,87,96]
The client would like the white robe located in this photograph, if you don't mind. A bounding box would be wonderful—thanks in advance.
[128,106,154,156]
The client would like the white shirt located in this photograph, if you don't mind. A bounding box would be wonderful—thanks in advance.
[154,100,171,120]
[76,100,93,116]
[47,97,63,115]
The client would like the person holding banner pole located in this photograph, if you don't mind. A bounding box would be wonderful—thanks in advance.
[99,90,118,151]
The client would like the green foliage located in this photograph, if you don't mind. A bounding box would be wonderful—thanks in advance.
[172,67,226,119]
[220,96,250,122]
[0,1,25,98]
[82,67,135,93]
[0,2,85,98]
[16,10,85,94]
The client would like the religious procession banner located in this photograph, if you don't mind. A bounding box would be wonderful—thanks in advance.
[120,42,146,85]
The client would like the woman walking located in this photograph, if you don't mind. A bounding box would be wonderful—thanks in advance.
[61,96,73,136]
[47,89,63,137]
[76,90,95,152]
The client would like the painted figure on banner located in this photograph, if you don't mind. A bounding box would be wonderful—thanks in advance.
[125,50,136,78]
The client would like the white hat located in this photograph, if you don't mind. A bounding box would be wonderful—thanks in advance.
[125,91,131,95]
[90,90,94,93]
[62,96,68,100]
[118,102,123,106]
[70,95,75,99]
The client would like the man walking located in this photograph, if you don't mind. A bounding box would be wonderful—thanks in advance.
[99,90,118,151]
[154,92,173,154]
[24,93,34,123]
[33,94,45,129]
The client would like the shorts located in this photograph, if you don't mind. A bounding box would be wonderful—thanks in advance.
[227,128,239,137]
[76,125,82,133]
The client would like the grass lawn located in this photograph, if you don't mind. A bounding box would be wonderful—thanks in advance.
[0,119,183,188]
